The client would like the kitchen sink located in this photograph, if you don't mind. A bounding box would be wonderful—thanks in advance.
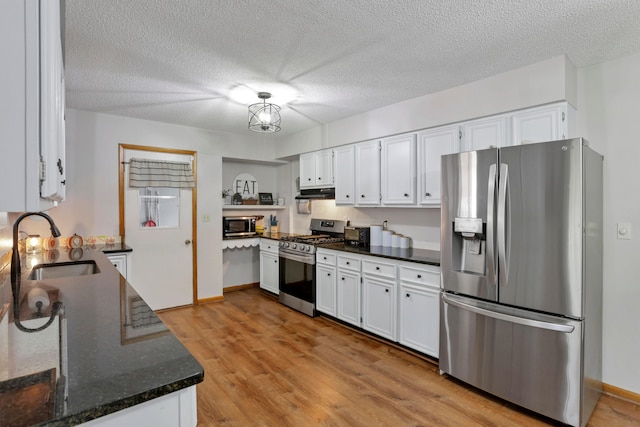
[28,260,100,280]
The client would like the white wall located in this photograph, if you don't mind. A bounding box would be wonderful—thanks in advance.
[575,52,640,394]
[49,109,271,301]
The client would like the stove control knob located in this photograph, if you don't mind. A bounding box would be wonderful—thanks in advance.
[292,244,297,250]
[279,241,284,247]
[305,246,311,252]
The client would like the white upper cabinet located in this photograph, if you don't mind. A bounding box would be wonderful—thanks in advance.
[381,134,416,206]
[511,102,572,145]
[300,149,333,189]
[461,114,508,152]
[1,0,65,212]
[334,145,355,205]
[417,125,460,206]
[354,140,381,206]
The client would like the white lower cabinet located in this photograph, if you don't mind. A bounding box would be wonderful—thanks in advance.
[362,275,396,341]
[314,249,441,357]
[316,249,337,316]
[336,270,360,326]
[106,253,131,280]
[259,239,279,294]
[397,263,440,357]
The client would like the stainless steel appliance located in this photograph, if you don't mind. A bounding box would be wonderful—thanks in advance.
[344,226,370,247]
[223,216,257,237]
[439,138,603,427]
[278,218,346,316]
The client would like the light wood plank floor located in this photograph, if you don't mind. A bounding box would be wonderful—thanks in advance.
[158,288,640,426]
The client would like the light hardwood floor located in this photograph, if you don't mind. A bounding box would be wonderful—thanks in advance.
[158,287,640,426]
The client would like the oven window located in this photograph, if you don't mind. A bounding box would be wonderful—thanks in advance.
[279,256,315,303]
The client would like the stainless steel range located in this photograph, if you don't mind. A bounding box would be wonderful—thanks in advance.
[278,218,346,317]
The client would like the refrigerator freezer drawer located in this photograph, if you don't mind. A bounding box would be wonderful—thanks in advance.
[439,292,588,427]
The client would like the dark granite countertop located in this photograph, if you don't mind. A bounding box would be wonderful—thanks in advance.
[317,243,441,266]
[0,248,203,426]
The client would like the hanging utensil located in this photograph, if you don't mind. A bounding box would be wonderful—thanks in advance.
[143,188,156,227]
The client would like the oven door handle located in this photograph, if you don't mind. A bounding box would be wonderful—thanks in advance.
[279,251,315,265]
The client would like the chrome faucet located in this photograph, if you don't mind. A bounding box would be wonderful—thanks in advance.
[11,212,61,283]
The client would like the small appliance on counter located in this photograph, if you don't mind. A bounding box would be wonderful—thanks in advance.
[223,216,259,237]
[344,226,370,247]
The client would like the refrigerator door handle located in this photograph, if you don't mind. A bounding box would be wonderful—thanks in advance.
[486,164,497,286]
[497,163,509,285]
[442,293,575,333]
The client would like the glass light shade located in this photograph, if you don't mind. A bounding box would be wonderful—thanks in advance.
[26,235,41,253]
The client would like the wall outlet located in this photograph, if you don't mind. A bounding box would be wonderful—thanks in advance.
[202,214,211,223]
[617,222,631,240]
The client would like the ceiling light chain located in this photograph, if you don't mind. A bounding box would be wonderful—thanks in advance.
[248,92,281,133]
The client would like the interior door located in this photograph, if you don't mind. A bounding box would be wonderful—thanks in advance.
[124,149,194,310]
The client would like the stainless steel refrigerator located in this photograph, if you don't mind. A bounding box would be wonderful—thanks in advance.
[439,138,603,427]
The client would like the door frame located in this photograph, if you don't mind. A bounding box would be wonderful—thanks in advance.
[118,144,199,305]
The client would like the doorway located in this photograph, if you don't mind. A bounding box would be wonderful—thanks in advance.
[119,144,198,310]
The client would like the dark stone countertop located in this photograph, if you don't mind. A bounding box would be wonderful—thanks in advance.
[317,243,441,266]
[0,247,203,426]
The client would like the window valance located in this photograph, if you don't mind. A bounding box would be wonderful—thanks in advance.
[128,158,195,188]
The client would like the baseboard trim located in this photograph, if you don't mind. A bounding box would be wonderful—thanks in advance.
[197,295,225,304]
[602,383,640,404]
[223,282,259,293]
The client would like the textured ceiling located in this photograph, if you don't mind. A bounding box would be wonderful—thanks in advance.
[64,0,640,137]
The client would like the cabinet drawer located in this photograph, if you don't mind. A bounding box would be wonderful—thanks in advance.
[260,239,280,254]
[399,264,440,288]
[337,255,360,271]
[316,250,337,265]
[362,259,395,279]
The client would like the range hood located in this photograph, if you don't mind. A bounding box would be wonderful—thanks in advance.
[295,188,335,200]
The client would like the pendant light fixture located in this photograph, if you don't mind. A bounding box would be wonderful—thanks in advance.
[248,92,281,133]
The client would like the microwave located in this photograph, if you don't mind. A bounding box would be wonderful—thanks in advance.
[223,216,257,237]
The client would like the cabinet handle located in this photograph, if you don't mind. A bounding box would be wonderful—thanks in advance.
[385,289,389,293]
[57,158,64,175]
[425,192,431,197]
[327,273,331,276]
[361,194,365,198]
[341,277,345,281]
[417,274,422,279]
[404,193,409,197]
[308,178,312,181]
[323,256,327,260]
[375,266,380,270]
[406,293,410,298]
[346,261,350,265]
[274,260,277,263]
[318,177,321,180]
[346,194,350,198]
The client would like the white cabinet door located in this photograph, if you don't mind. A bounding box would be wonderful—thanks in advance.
[1,0,64,211]
[417,125,460,206]
[106,254,129,279]
[300,149,333,188]
[316,264,337,316]
[381,134,416,205]
[337,269,361,327]
[259,252,279,294]
[461,115,508,151]
[334,145,355,205]
[511,103,568,145]
[355,140,381,206]
[362,276,396,341]
[315,149,334,187]
[299,152,316,188]
[398,284,440,357]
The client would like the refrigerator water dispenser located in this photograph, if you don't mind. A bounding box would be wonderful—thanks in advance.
[452,217,486,275]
